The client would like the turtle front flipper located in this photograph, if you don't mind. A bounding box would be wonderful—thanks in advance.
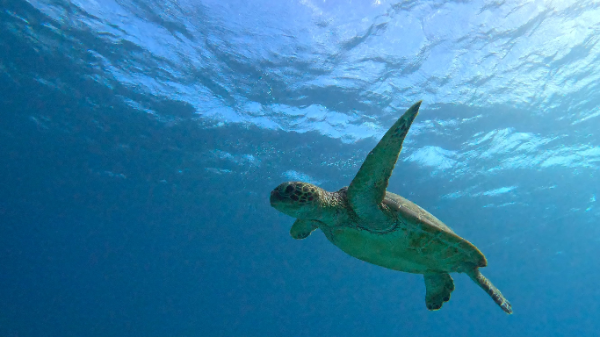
[465,268,513,314]
[347,101,421,227]
[424,273,454,311]
[290,219,320,240]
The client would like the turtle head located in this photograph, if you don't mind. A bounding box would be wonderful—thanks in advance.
[270,181,324,218]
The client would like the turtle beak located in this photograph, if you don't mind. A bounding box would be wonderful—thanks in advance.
[270,189,283,206]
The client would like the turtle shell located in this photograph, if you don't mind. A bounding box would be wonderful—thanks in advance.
[382,191,487,269]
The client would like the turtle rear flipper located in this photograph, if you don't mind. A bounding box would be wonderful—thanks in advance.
[465,268,513,314]
[424,273,454,311]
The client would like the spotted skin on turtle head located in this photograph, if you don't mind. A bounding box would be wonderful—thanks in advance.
[276,182,317,204]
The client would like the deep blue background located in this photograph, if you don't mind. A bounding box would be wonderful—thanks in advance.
[1,0,600,336]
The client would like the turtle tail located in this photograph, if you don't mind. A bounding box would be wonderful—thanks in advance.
[466,268,513,314]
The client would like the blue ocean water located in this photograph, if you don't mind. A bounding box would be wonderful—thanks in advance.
[1,0,600,335]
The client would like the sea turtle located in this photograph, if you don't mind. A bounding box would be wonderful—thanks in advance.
[270,101,512,314]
